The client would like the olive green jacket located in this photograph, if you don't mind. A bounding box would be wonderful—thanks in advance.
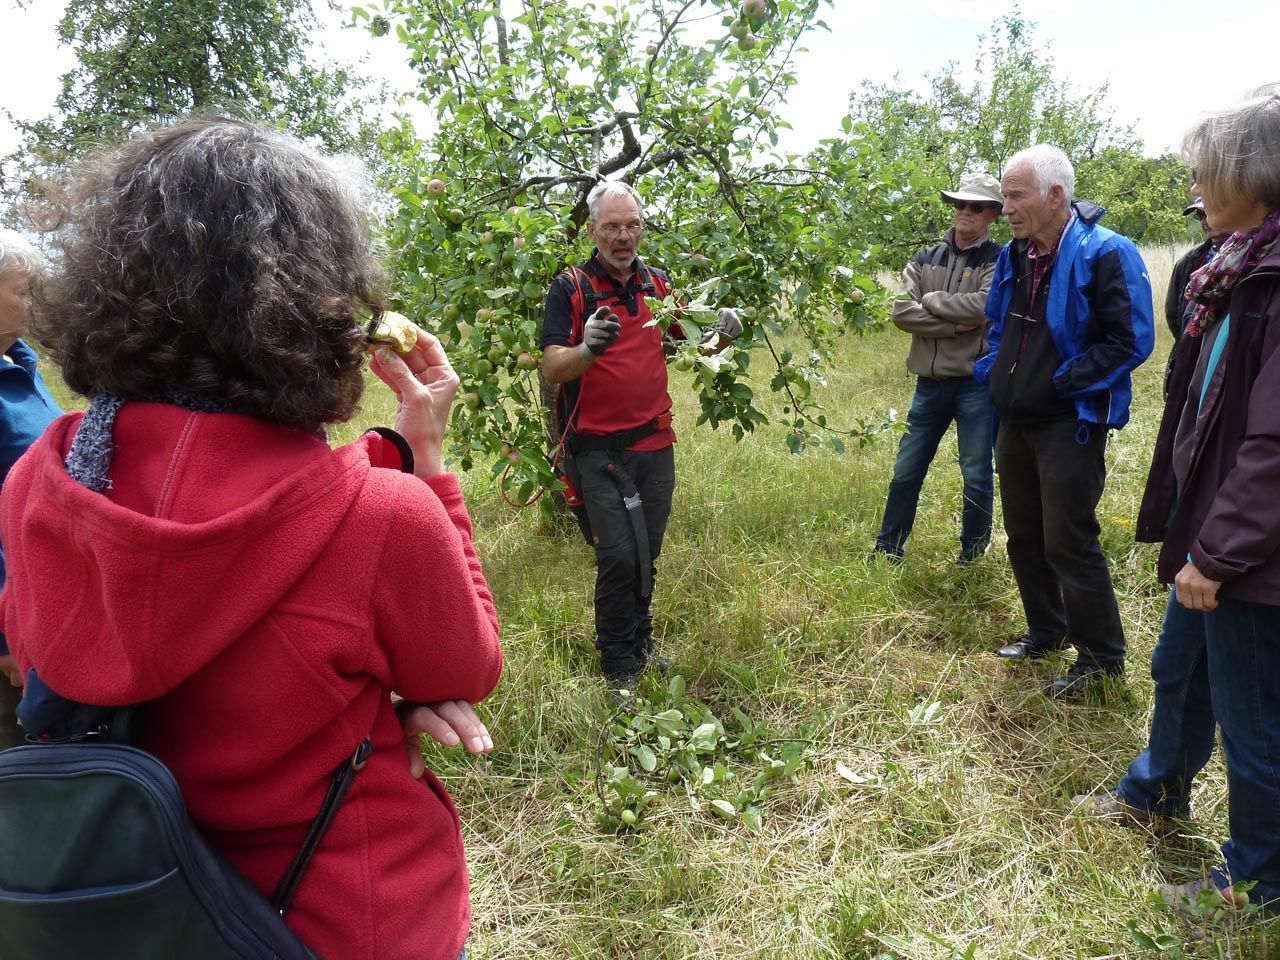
[892,228,1001,379]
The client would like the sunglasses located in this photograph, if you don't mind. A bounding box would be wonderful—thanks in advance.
[1190,209,1207,222]
[950,200,1000,213]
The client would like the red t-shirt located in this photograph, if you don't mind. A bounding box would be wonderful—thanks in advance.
[541,253,676,451]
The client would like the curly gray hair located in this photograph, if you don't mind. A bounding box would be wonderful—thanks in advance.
[32,117,386,429]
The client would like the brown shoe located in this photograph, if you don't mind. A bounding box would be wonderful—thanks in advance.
[1071,788,1184,828]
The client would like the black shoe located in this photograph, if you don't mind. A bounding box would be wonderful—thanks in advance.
[996,636,1060,660]
[1046,663,1124,699]
[870,546,904,565]
[957,543,989,564]
[604,671,639,707]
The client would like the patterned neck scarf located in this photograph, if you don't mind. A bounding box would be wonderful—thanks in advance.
[1184,208,1280,337]
[64,393,327,493]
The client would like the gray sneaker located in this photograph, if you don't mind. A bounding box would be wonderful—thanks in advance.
[1070,788,1184,828]
[1158,875,1244,920]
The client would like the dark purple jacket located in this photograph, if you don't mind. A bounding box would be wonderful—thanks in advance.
[1136,243,1280,603]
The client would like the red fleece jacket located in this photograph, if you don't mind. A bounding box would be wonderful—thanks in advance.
[0,405,502,960]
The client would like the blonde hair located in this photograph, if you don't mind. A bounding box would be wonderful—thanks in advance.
[1183,83,1280,209]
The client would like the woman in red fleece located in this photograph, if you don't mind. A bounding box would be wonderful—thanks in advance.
[0,118,502,960]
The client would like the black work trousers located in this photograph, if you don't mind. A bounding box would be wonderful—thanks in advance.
[566,445,676,676]
[995,418,1125,669]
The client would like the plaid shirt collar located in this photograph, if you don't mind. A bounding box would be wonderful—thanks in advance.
[1025,211,1075,308]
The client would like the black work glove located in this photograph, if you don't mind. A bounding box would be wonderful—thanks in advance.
[582,306,622,358]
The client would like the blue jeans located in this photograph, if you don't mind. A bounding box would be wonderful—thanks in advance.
[1206,596,1280,906]
[1120,592,1280,907]
[875,375,993,556]
[1117,591,1212,815]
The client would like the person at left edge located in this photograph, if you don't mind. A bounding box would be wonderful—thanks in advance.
[541,181,741,703]
[0,228,61,748]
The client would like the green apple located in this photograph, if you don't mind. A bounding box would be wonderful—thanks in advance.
[461,392,481,411]
[516,352,539,371]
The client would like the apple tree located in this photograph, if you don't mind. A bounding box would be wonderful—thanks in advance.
[357,0,914,507]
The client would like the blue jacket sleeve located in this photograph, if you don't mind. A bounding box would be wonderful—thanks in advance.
[973,248,1011,385]
[1051,240,1155,396]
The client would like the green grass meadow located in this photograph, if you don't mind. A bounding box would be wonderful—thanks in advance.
[40,245,1276,958]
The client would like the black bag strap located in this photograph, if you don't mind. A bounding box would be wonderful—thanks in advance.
[271,735,373,915]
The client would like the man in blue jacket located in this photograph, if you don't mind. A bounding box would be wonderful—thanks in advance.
[975,145,1154,698]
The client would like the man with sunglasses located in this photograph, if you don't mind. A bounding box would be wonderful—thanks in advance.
[976,145,1154,698]
[873,173,1003,564]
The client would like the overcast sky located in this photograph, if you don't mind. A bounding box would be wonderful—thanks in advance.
[2,0,1278,163]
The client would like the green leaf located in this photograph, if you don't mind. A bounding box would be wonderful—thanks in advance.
[667,674,686,701]
[633,744,657,772]
[688,722,719,752]
[709,799,737,820]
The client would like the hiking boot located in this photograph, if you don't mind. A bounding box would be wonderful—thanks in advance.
[1071,788,1185,828]
[604,671,639,708]
[639,654,670,676]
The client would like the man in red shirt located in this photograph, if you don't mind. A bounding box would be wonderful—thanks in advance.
[542,181,739,700]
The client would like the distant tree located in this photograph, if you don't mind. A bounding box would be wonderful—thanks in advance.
[2,0,379,206]
[846,10,1189,252]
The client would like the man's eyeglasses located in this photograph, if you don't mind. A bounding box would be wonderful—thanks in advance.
[598,222,644,237]
[950,200,1000,214]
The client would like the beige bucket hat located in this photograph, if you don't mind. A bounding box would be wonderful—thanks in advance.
[940,172,1004,205]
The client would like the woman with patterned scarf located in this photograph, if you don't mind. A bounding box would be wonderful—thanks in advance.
[0,118,501,960]
[1072,84,1280,916]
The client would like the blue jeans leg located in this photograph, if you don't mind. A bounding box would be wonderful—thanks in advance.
[1116,590,1212,815]
[1205,596,1280,907]
[953,377,994,554]
[875,377,954,555]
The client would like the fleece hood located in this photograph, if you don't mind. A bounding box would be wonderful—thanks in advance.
[1,404,397,707]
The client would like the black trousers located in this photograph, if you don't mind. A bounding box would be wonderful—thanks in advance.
[995,419,1125,669]
[566,446,675,675]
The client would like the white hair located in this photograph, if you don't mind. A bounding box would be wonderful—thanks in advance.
[1006,145,1075,202]
[0,227,43,280]
[586,181,645,223]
